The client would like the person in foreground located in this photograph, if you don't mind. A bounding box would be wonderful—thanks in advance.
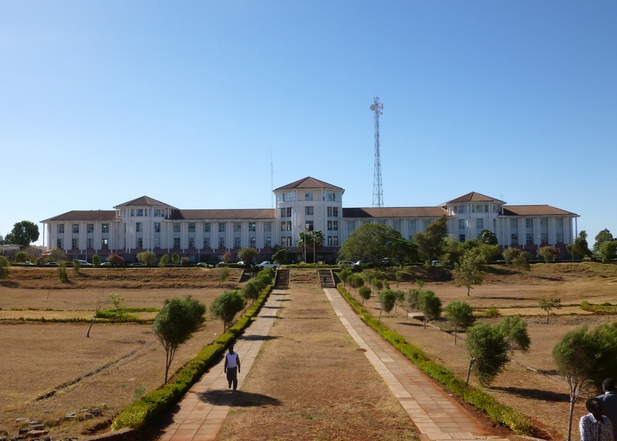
[224,345,241,391]
[597,378,617,440]
[580,397,615,441]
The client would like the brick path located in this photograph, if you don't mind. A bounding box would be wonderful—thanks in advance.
[323,287,510,441]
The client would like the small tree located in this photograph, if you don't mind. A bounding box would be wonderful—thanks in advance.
[454,250,485,296]
[371,278,384,296]
[72,259,81,275]
[350,274,364,299]
[219,267,230,286]
[238,247,258,266]
[222,252,232,263]
[358,285,372,306]
[567,230,591,261]
[395,270,405,287]
[272,248,287,265]
[210,290,245,333]
[49,247,67,262]
[7,220,39,247]
[242,281,260,305]
[107,253,125,266]
[339,268,352,289]
[538,296,562,324]
[0,256,10,280]
[171,253,180,265]
[538,245,560,263]
[137,251,157,266]
[378,289,397,322]
[15,251,27,263]
[466,322,509,386]
[159,254,169,268]
[153,295,206,383]
[445,301,475,345]
[417,290,442,328]
[599,241,617,263]
[404,289,420,318]
[92,254,101,267]
[496,315,531,353]
[57,261,69,283]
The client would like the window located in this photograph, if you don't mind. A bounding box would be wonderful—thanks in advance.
[154,222,160,233]
[73,224,79,234]
[87,238,93,249]
[556,232,564,243]
[423,220,431,229]
[305,220,314,231]
[72,238,78,249]
[102,224,109,234]
[204,223,211,233]
[249,222,256,232]
[87,224,94,234]
[174,238,181,248]
[189,237,195,248]
[511,233,518,245]
[287,192,296,202]
[234,222,241,233]
[57,238,63,248]
[393,220,401,231]
[408,220,416,235]
[58,224,64,234]
[541,233,549,244]
[136,222,142,233]
[137,237,143,248]
[249,237,256,247]
[327,221,332,231]
[264,222,271,233]
[459,234,465,242]
[219,237,226,248]
[283,236,292,247]
[540,218,548,229]
[326,192,333,201]
[458,205,466,214]
[327,207,339,217]
[305,192,313,201]
[459,219,465,231]
[219,223,226,233]
[131,209,135,216]
[188,223,196,233]
[333,236,338,246]
[526,219,533,229]
[264,237,271,247]
[203,237,210,248]
[476,219,484,231]
[556,218,564,243]
[154,237,160,248]
[136,209,144,217]
[526,233,534,244]
[377,220,385,225]
[154,209,160,217]
[511,219,518,230]
[173,223,181,233]
[234,237,241,248]
[305,206,314,216]
[280,221,292,231]
[348,221,355,233]
[327,236,334,246]
[102,238,109,249]
[276,193,284,203]
[333,221,338,231]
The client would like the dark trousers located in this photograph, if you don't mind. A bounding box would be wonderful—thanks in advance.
[226,367,238,390]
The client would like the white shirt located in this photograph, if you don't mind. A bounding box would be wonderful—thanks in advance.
[226,352,239,368]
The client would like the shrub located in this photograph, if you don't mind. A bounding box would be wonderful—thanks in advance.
[108,253,125,266]
[57,261,69,283]
[15,251,27,263]
[159,254,169,267]
[0,256,10,280]
[92,254,101,267]
[73,259,81,275]
[171,253,180,265]
[137,251,157,266]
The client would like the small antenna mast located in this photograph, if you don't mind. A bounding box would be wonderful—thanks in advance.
[370,97,384,207]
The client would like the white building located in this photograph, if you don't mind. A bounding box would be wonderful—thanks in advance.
[41,176,578,263]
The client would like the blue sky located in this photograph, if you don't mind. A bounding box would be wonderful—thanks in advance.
[1,1,616,246]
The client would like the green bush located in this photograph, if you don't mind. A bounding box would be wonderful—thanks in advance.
[336,283,532,435]
[112,286,272,432]
[57,262,69,283]
[581,301,617,313]
[0,256,10,280]
[92,254,101,267]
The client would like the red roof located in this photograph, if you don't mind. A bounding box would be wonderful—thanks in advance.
[443,192,505,205]
[275,176,344,191]
[41,210,117,222]
[502,205,577,216]
[114,196,174,208]
[343,207,447,218]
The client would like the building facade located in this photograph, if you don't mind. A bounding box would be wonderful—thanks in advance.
[41,177,579,263]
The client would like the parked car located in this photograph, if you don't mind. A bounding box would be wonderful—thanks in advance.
[101,262,111,266]
[76,260,92,266]
[431,260,441,266]
[21,261,34,266]
[256,261,280,269]
[337,260,359,269]
[45,261,58,266]
[130,262,145,266]
[196,262,210,267]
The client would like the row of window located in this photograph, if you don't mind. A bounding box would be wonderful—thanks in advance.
[452,205,499,214]
[64,235,274,250]
[280,206,339,217]
[61,222,269,235]
[59,224,109,234]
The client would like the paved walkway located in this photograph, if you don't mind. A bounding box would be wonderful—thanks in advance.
[151,285,511,441]
[151,289,286,441]
[324,287,509,441]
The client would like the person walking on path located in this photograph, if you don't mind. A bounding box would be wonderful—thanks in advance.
[224,346,241,391]
[598,378,617,440]
[580,397,615,441]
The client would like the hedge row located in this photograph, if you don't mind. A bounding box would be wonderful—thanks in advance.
[111,285,272,431]
[336,284,533,436]
[581,301,617,313]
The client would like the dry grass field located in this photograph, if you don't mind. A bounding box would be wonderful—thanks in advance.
[1,262,616,440]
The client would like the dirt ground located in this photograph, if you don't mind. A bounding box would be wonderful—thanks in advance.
[1,263,616,440]
[215,271,419,441]
[356,262,617,440]
[0,267,243,440]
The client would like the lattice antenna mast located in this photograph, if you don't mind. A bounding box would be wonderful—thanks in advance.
[371,97,384,207]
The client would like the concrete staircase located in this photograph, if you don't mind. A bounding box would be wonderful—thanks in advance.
[274,269,290,289]
[318,269,335,288]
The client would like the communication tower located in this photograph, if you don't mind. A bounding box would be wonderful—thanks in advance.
[370,97,384,207]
